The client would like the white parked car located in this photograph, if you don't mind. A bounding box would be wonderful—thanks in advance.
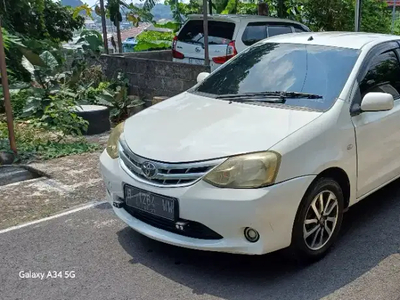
[101,32,400,261]
[172,14,310,71]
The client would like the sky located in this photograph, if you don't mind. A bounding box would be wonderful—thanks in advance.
[82,0,96,6]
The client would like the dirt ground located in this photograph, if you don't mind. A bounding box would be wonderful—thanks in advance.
[0,132,109,230]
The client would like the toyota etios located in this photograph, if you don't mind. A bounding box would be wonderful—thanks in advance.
[100,32,400,261]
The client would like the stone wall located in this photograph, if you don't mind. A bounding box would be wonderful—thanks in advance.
[100,51,211,101]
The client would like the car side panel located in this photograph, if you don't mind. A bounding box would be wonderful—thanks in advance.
[271,100,358,206]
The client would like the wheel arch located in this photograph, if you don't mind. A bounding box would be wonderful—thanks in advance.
[307,167,351,210]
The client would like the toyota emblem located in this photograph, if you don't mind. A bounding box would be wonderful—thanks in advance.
[141,161,157,179]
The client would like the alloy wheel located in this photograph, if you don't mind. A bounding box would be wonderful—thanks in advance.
[303,190,339,251]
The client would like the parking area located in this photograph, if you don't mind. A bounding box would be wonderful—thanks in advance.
[1,180,399,300]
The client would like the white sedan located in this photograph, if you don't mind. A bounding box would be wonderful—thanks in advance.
[100,32,400,261]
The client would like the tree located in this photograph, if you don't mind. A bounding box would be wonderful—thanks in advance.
[103,0,156,53]
[0,0,85,81]
[301,0,390,33]
[0,0,84,43]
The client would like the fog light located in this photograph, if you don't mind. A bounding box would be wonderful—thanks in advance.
[244,227,259,243]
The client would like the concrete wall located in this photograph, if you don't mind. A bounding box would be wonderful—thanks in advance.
[100,51,211,100]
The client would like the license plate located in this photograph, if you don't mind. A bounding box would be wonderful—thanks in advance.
[189,58,204,65]
[124,185,178,221]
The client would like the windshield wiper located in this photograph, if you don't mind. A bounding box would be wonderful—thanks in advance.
[215,91,323,103]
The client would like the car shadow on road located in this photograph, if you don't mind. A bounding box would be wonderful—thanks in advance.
[117,179,400,300]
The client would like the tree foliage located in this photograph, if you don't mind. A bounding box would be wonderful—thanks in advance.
[1,0,84,43]
[301,0,390,33]
[163,0,391,35]
[0,0,85,81]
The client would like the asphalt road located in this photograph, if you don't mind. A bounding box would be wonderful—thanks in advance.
[1,181,400,300]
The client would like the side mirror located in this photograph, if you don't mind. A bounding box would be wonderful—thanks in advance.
[361,92,394,112]
[197,72,210,83]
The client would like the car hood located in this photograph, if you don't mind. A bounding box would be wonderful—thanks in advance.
[123,92,322,162]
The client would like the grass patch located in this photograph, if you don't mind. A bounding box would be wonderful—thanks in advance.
[0,120,101,163]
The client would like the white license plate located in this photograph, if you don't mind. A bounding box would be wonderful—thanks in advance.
[124,185,177,221]
[189,58,205,65]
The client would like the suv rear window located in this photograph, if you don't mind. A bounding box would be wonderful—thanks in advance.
[242,22,293,46]
[177,20,235,45]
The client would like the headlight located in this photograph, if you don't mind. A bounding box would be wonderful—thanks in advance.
[106,121,125,159]
[203,151,281,188]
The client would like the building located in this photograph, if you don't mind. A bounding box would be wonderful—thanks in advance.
[387,0,400,7]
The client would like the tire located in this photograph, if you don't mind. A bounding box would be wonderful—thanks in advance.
[74,105,111,135]
[290,177,344,263]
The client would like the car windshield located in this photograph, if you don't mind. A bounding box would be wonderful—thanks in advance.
[191,43,361,111]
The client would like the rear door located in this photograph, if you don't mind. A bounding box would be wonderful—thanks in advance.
[175,19,236,64]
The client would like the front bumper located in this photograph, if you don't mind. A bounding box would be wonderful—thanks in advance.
[100,150,315,255]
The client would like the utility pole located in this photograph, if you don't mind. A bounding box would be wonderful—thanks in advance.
[277,0,284,18]
[203,0,209,66]
[0,19,17,155]
[99,0,109,53]
[355,0,362,32]
[391,0,397,33]
[116,18,122,53]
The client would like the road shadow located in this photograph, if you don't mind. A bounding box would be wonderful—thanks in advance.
[117,179,400,300]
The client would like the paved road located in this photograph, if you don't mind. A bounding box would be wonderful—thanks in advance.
[1,181,400,300]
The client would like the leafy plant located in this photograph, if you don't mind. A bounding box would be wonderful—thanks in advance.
[2,29,24,51]
[16,50,89,137]
[75,80,110,105]
[10,88,31,118]
[73,4,94,20]
[31,92,89,137]
[76,30,104,54]
[165,0,201,23]
[237,2,258,15]
[134,31,174,51]
[125,3,155,26]
[94,72,136,123]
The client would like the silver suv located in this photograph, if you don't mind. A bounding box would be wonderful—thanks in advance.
[172,14,311,71]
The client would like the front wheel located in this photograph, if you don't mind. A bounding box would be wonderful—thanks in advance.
[290,178,344,262]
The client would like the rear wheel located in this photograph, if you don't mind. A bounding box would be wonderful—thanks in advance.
[290,178,344,262]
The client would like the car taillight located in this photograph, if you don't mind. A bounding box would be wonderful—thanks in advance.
[212,41,237,64]
[172,36,184,59]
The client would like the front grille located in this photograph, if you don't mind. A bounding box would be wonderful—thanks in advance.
[118,137,225,187]
[124,206,223,240]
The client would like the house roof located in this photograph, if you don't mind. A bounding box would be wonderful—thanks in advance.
[111,23,151,41]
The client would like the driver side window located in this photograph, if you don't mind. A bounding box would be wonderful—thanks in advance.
[359,50,400,100]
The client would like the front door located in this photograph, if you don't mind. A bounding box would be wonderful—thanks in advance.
[351,44,400,198]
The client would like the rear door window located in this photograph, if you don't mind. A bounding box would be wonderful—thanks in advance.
[242,23,268,46]
[242,22,294,46]
[177,20,235,45]
[267,25,293,37]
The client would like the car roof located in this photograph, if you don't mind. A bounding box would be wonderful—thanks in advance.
[265,31,400,50]
[186,14,307,26]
